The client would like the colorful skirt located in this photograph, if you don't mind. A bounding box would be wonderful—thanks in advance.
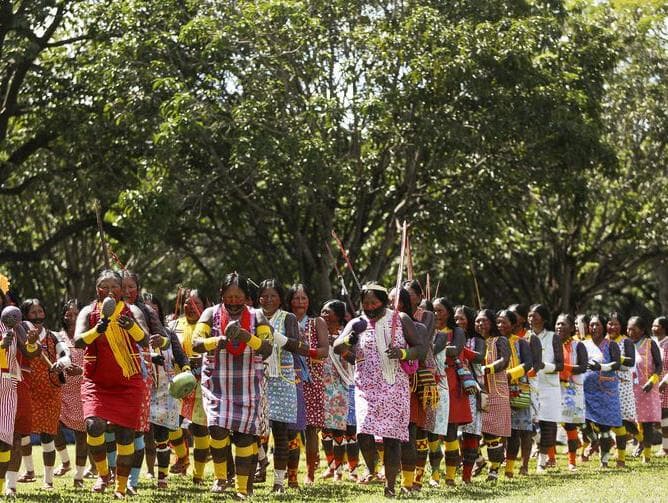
[560,381,585,424]
[460,394,482,436]
[0,377,17,445]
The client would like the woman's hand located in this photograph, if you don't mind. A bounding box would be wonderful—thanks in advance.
[65,364,83,376]
[149,334,164,349]
[0,331,13,349]
[26,327,40,345]
[385,346,404,360]
[117,315,134,330]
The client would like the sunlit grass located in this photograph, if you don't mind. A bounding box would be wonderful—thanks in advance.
[12,445,668,502]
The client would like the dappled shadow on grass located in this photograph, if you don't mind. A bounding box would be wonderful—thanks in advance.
[11,457,667,502]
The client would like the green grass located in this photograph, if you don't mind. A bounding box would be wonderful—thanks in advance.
[12,446,668,502]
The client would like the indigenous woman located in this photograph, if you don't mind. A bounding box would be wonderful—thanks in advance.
[628,316,661,463]
[285,284,328,486]
[607,312,636,467]
[456,305,485,484]
[257,279,308,493]
[144,312,191,487]
[653,316,668,456]
[20,298,71,490]
[54,300,88,488]
[403,281,436,491]
[192,273,274,499]
[431,298,472,487]
[0,305,41,496]
[508,305,529,339]
[74,269,149,497]
[556,314,587,471]
[502,309,533,478]
[528,304,563,473]
[583,314,622,468]
[390,287,429,495]
[169,289,210,484]
[477,309,511,481]
[334,283,424,498]
[320,300,354,481]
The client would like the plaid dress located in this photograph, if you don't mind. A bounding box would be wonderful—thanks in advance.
[201,305,263,434]
[481,337,511,438]
[633,337,661,423]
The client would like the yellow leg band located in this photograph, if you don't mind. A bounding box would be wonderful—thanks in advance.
[445,440,459,451]
[248,335,262,351]
[210,437,229,449]
[236,474,249,494]
[401,470,415,488]
[235,445,254,458]
[168,429,183,441]
[117,443,134,456]
[213,461,227,479]
[87,433,106,447]
[194,435,210,450]
[0,450,10,463]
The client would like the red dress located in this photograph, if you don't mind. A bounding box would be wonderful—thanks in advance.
[442,330,473,425]
[81,302,146,430]
[29,330,63,435]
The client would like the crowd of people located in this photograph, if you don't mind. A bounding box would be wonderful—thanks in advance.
[0,270,667,499]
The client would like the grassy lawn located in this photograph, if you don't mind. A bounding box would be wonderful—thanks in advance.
[11,446,667,502]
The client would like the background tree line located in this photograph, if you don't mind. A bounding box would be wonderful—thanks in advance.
[0,0,666,323]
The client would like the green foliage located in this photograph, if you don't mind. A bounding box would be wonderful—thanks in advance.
[1,1,667,321]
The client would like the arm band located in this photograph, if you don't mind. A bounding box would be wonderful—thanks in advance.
[485,364,495,375]
[194,322,212,338]
[309,348,318,358]
[248,335,262,351]
[203,337,219,351]
[128,323,145,342]
[600,362,615,371]
[81,327,100,345]
[648,374,660,385]
[400,349,408,361]
[181,365,191,372]
[256,325,272,340]
[160,336,170,349]
[542,362,556,373]
[507,365,525,380]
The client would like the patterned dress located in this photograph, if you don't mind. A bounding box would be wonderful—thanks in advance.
[531,330,562,423]
[150,346,180,430]
[170,317,207,426]
[266,310,298,424]
[302,317,325,429]
[354,311,410,442]
[583,338,621,427]
[632,337,661,423]
[29,329,65,435]
[560,339,585,424]
[59,334,86,432]
[0,320,19,445]
[613,336,637,422]
[661,337,668,409]
[481,337,511,438]
[509,335,533,431]
[460,336,484,436]
[201,305,264,434]
[322,343,352,431]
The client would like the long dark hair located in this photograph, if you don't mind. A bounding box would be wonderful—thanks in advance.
[258,279,286,309]
[476,308,501,338]
[454,305,476,339]
[60,299,81,330]
[286,283,316,317]
[433,297,456,330]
